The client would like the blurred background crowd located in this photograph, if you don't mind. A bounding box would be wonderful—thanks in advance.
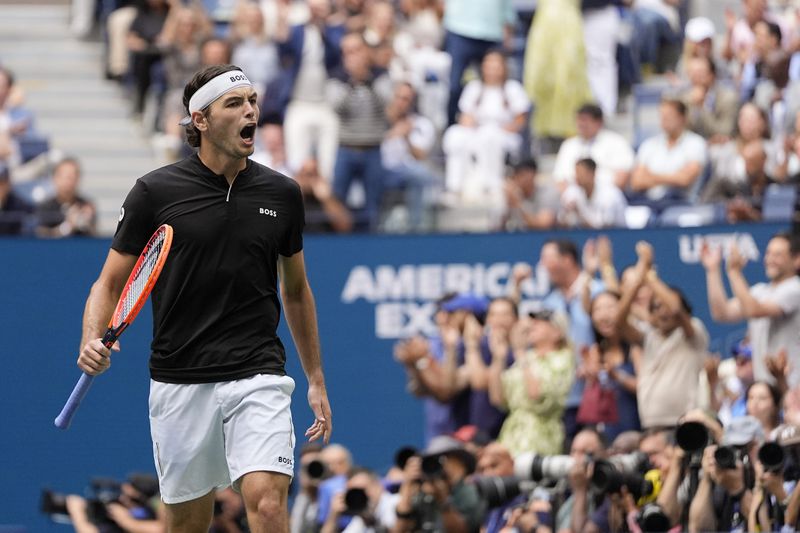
[1,0,798,236]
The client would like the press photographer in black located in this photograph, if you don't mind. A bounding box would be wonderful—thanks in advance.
[393,436,484,533]
[46,474,164,532]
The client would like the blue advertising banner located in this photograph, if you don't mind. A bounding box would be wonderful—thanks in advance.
[0,222,787,528]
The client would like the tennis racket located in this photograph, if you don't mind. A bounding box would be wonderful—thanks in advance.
[54,224,173,429]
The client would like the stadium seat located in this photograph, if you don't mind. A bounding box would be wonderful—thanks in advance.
[761,183,798,222]
[624,205,654,228]
[657,204,723,227]
[632,83,667,149]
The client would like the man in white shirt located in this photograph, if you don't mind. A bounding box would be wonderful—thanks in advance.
[631,97,707,204]
[559,157,627,228]
[702,232,800,387]
[552,103,634,191]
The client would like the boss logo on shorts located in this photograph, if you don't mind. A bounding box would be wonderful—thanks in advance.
[259,208,277,217]
[278,456,293,466]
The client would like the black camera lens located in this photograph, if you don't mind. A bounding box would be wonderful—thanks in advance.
[675,421,709,453]
[714,446,738,470]
[394,447,418,470]
[639,504,671,532]
[344,488,369,515]
[306,459,327,479]
[421,455,444,477]
[758,442,785,472]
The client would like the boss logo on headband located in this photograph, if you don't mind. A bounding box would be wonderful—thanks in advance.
[230,74,248,82]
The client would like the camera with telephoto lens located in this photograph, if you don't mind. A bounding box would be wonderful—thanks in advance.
[41,478,122,526]
[472,475,538,508]
[675,421,711,453]
[590,453,653,501]
[758,442,800,481]
[715,446,745,470]
[420,454,446,479]
[637,503,671,532]
[344,487,369,515]
[513,452,575,482]
[306,459,330,480]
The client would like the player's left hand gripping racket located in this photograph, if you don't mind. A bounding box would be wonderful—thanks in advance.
[54,224,173,429]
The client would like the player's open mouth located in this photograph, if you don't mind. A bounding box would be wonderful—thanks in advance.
[240,124,256,144]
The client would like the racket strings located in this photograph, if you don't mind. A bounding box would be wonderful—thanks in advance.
[120,233,166,320]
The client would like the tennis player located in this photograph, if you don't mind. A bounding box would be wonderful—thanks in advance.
[76,64,332,532]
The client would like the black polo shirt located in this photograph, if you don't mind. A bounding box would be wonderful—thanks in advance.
[111,153,304,384]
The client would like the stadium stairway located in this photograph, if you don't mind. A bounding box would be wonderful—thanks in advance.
[0,2,159,235]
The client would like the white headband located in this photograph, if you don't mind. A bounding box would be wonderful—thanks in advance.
[180,70,253,125]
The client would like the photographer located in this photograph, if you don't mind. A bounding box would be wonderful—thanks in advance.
[291,443,325,533]
[322,467,399,533]
[748,424,800,531]
[394,436,484,533]
[60,475,164,533]
[688,416,764,532]
[553,427,606,532]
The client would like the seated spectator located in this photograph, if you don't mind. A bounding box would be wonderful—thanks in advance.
[499,159,559,231]
[327,31,393,229]
[772,109,800,183]
[35,157,96,237]
[558,157,628,229]
[0,165,32,235]
[321,467,398,533]
[488,311,574,456]
[630,97,708,206]
[682,56,739,142]
[381,82,440,232]
[552,103,635,190]
[442,50,530,208]
[621,241,709,429]
[677,16,720,79]
[293,158,354,234]
[701,102,775,205]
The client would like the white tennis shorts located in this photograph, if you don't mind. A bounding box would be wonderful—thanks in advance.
[148,373,296,504]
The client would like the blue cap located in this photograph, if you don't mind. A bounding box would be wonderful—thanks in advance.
[441,294,489,315]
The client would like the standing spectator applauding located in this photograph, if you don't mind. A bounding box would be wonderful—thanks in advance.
[702,233,800,387]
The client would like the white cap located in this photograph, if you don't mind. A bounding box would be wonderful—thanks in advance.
[685,17,715,43]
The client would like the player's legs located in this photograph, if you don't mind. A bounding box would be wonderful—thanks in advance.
[163,490,215,532]
[240,471,292,533]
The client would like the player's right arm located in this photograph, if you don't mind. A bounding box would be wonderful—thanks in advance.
[77,249,137,375]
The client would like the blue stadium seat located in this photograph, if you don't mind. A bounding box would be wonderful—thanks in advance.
[657,203,724,227]
[761,183,798,222]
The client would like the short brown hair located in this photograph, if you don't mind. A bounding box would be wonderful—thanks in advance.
[182,64,243,148]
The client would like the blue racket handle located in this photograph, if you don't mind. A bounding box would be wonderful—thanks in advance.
[54,372,95,429]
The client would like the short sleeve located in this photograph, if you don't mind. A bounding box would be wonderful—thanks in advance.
[686,133,708,166]
[458,81,481,115]
[772,278,800,314]
[635,137,656,166]
[505,80,531,115]
[279,179,304,256]
[111,179,156,256]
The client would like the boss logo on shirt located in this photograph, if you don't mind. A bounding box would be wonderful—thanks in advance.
[259,208,277,217]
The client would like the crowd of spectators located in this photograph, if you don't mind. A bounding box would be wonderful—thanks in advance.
[26,0,786,235]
